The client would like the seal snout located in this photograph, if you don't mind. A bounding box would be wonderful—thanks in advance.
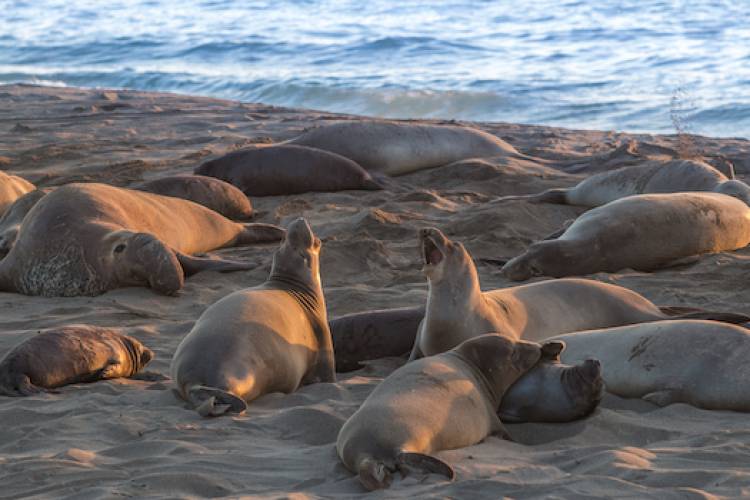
[579,359,602,383]
[286,217,318,249]
[419,228,448,267]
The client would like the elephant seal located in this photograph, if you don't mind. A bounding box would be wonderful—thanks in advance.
[0,171,34,216]
[337,334,543,490]
[330,306,425,372]
[0,325,153,396]
[330,305,604,423]
[171,218,335,417]
[550,320,750,411]
[501,192,750,281]
[0,188,49,256]
[289,120,520,176]
[412,227,749,359]
[0,183,284,296]
[496,159,750,208]
[0,176,253,256]
[135,175,254,220]
[195,144,382,196]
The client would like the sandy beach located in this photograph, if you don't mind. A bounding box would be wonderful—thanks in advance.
[1,83,750,498]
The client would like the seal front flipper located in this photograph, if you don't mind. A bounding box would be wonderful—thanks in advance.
[357,458,393,491]
[541,218,576,241]
[397,452,455,481]
[175,251,255,276]
[643,389,683,407]
[489,418,514,441]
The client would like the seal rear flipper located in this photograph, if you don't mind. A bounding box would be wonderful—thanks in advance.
[357,458,393,491]
[175,252,255,276]
[188,385,247,417]
[492,188,570,205]
[671,310,750,325]
[236,223,286,245]
[397,452,455,481]
[0,374,48,397]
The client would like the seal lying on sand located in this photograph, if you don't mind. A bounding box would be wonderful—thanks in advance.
[0,171,34,216]
[0,325,153,396]
[135,174,254,220]
[195,144,382,196]
[411,227,749,359]
[171,218,335,417]
[330,305,602,424]
[289,120,520,176]
[550,320,750,411]
[330,306,426,372]
[0,176,255,255]
[337,334,544,490]
[502,192,750,281]
[496,159,750,208]
[0,183,284,296]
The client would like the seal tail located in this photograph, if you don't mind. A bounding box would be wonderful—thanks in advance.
[187,385,247,417]
[397,452,456,481]
[493,188,569,205]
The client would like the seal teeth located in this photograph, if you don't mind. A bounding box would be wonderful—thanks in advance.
[422,237,443,266]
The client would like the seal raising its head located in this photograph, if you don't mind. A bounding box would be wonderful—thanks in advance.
[171,217,335,417]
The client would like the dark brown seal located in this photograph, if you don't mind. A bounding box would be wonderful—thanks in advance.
[195,144,382,196]
[0,325,153,396]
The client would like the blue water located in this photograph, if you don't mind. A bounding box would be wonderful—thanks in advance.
[2,0,750,138]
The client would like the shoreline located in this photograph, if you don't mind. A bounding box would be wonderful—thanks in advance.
[1,84,749,498]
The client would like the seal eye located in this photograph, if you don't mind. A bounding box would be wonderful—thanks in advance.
[114,244,126,254]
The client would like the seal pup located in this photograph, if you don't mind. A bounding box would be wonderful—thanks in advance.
[0,171,35,216]
[135,175,254,220]
[495,159,750,208]
[501,192,750,281]
[289,120,520,176]
[337,334,543,490]
[549,320,750,411]
[412,227,749,359]
[0,183,284,296]
[171,218,335,417]
[0,325,153,396]
[195,144,382,196]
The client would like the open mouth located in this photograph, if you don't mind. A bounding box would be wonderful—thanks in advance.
[422,236,444,266]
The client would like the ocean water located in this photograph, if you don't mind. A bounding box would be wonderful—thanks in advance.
[2,0,750,138]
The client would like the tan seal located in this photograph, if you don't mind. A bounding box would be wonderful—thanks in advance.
[337,333,543,490]
[289,120,520,176]
[502,192,750,280]
[0,183,284,296]
[171,218,335,417]
[496,159,750,207]
[550,320,750,411]
[412,227,749,358]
